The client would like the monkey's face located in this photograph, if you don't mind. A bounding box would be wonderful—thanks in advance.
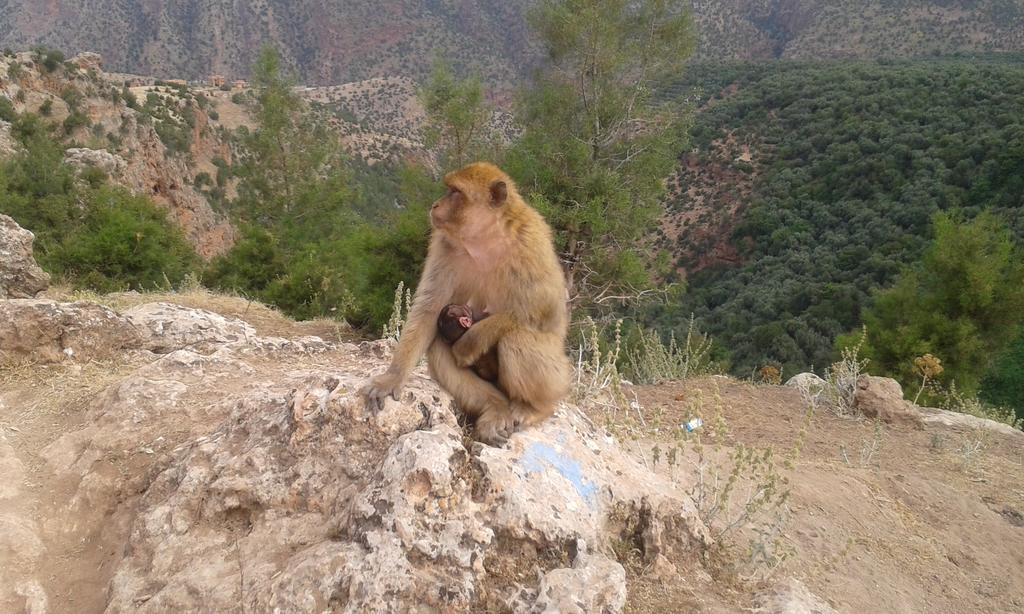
[430,185,470,231]
[430,172,508,240]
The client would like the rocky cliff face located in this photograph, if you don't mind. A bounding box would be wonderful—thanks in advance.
[0,51,236,258]
[0,215,50,299]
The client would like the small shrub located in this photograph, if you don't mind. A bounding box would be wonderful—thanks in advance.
[824,327,868,416]
[0,96,16,121]
[624,315,715,384]
[122,87,139,110]
[572,317,628,413]
[208,109,220,121]
[193,171,213,188]
[937,382,1022,430]
[38,99,53,117]
[63,111,89,134]
[34,47,65,73]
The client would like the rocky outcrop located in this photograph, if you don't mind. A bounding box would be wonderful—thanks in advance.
[0,300,144,364]
[63,147,127,176]
[70,52,103,72]
[125,302,256,352]
[0,120,17,157]
[854,375,924,427]
[103,368,708,612]
[0,215,50,299]
[1,51,236,258]
[0,297,711,613]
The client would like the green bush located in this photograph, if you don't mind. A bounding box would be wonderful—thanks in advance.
[0,130,199,292]
[62,111,89,134]
[0,96,15,121]
[34,47,65,73]
[53,187,199,291]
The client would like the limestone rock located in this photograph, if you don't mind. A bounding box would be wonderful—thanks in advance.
[752,578,837,613]
[104,371,709,613]
[919,407,1023,439]
[125,302,256,352]
[0,300,144,364]
[530,546,627,614]
[0,214,50,299]
[63,147,127,176]
[0,120,18,157]
[786,372,826,391]
[854,376,924,427]
[70,52,103,72]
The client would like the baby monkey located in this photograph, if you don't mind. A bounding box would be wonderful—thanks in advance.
[436,304,499,383]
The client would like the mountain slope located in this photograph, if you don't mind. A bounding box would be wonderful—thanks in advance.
[2,1,1023,84]
[0,0,534,85]
[655,57,1024,377]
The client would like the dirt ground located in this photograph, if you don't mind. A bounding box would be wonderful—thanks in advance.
[609,377,1024,613]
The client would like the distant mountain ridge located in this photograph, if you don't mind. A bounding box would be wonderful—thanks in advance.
[1,1,1022,84]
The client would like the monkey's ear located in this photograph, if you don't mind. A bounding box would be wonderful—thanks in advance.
[489,180,507,206]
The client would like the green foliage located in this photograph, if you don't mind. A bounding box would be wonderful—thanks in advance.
[62,110,89,134]
[206,47,404,325]
[506,0,695,309]
[0,121,198,291]
[0,96,14,121]
[38,99,53,117]
[980,328,1024,418]
[52,188,198,291]
[849,213,1024,397]
[420,60,492,168]
[658,59,1024,376]
[33,46,65,73]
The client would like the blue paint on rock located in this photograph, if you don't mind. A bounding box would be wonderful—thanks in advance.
[520,440,598,504]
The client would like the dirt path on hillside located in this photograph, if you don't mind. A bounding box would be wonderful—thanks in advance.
[612,377,1024,613]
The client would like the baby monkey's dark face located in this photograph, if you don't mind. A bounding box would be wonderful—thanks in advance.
[437,304,476,344]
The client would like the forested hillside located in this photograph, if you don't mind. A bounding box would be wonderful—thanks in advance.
[655,57,1024,383]
[2,0,1023,83]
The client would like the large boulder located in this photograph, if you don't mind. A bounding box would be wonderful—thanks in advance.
[854,375,924,427]
[125,302,257,353]
[63,147,127,177]
[0,300,144,364]
[103,371,709,613]
[0,215,50,299]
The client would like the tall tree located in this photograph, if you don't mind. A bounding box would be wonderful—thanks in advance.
[852,212,1024,395]
[506,0,695,308]
[235,46,351,234]
[420,60,494,171]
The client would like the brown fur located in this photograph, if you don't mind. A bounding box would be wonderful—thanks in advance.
[361,162,571,444]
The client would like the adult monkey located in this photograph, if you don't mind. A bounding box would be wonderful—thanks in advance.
[362,162,571,445]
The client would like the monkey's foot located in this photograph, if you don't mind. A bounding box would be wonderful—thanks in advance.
[360,370,404,413]
[473,409,524,447]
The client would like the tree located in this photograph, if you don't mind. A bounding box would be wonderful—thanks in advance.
[506,0,695,309]
[420,60,494,170]
[234,47,352,231]
[851,212,1024,395]
[980,328,1024,418]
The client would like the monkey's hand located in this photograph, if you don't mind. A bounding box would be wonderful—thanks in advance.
[452,313,513,368]
[360,369,405,412]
